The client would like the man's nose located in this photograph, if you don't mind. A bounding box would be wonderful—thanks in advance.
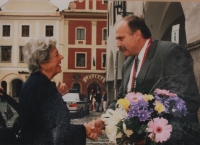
[117,40,121,47]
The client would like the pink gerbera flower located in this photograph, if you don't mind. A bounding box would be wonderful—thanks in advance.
[125,92,145,103]
[146,117,172,143]
[155,88,176,97]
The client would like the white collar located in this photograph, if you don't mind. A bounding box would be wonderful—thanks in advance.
[138,38,150,62]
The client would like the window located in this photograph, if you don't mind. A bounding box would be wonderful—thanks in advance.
[1,46,11,62]
[102,53,106,68]
[77,28,85,40]
[76,53,86,67]
[103,29,107,40]
[103,0,108,4]
[46,26,53,37]
[72,83,80,94]
[3,25,10,37]
[22,25,29,37]
[19,46,24,62]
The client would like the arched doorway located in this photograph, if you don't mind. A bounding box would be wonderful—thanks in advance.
[87,82,101,97]
[72,83,81,93]
[160,3,186,46]
[145,2,186,46]
[11,79,23,98]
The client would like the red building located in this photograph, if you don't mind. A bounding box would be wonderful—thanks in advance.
[61,0,107,97]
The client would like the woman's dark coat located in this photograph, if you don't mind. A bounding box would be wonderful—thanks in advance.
[19,72,86,145]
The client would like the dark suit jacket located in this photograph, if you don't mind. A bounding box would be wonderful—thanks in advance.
[117,40,200,144]
[95,93,102,103]
[19,72,86,145]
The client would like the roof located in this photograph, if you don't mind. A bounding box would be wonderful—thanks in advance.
[1,0,58,12]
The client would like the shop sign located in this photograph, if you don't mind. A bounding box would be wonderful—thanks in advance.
[83,74,105,83]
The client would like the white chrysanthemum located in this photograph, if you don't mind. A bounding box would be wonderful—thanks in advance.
[101,108,127,143]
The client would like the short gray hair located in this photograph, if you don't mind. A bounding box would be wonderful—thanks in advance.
[23,37,57,73]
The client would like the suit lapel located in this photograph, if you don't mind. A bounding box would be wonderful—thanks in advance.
[137,40,158,85]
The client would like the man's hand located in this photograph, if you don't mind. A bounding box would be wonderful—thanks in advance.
[84,118,104,141]
[57,82,68,96]
[0,86,4,96]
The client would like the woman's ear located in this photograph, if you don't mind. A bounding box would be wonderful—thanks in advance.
[39,63,47,71]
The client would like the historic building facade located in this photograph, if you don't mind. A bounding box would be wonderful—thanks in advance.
[61,0,107,97]
[0,0,107,99]
[0,0,63,98]
[106,1,200,104]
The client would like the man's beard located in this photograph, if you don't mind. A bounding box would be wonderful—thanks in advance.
[119,46,126,52]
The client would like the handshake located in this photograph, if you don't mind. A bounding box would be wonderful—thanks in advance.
[84,118,105,141]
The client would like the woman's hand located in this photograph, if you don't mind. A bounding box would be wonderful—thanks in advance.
[57,82,68,96]
[84,118,104,141]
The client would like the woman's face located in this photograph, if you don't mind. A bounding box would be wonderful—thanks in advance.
[41,47,64,79]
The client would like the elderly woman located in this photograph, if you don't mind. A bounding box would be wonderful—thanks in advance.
[19,37,102,145]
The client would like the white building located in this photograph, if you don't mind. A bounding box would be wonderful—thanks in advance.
[0,0,63,98]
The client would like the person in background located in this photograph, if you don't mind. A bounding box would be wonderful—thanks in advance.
[19,37,103,145]
[102,90,107,113]
[88,89,95,111]
[95,90,102,112]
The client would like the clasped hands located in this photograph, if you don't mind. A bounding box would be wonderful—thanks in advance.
[84,118,104,141]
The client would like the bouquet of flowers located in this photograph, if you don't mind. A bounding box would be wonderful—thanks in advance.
[101,88,191,145]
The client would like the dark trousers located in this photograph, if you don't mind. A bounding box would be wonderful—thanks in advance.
[95,102,101,112]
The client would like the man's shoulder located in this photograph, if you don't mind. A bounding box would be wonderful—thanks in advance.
[156,40,183,49]
[154,40,186,55]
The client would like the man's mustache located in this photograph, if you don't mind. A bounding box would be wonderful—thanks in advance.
[119,46,126,51]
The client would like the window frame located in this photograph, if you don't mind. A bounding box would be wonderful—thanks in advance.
[101,53,106,68]
[75,52,87,68]
[102,0,108,4]
[19,46,24,63]
[45,25,54,37]
[102,28,107,41]
[76,27,85,40]
[21,25,30,37]
[1,46,12,62]
[2,25,11,37]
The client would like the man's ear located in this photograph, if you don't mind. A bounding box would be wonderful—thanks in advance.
[135,30,142,37]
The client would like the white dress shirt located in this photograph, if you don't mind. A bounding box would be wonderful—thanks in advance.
[127,38,150,92]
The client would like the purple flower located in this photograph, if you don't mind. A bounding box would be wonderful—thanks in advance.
[138,100,149,109]
[127,105,139,118]
[138,109,151,121]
